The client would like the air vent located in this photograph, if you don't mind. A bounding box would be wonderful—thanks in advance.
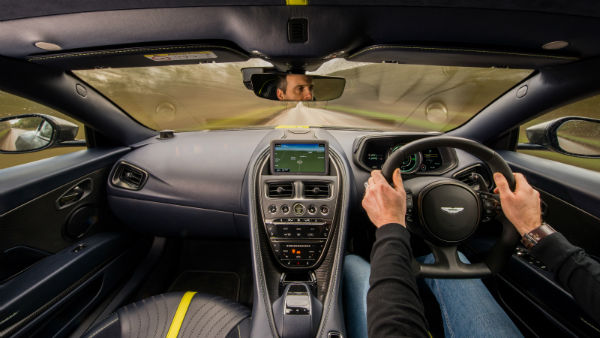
[111,162,148,191]
[288,18,308,43]
[453,165,491,191]
[303,182,330,198]
[267,182,294,198]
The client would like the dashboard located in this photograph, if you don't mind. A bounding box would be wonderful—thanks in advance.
[105,128,484,243]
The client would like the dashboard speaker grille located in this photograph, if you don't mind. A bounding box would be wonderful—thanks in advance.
[303,182,330,198]
[112,162,148,190]
[267,182,294,198]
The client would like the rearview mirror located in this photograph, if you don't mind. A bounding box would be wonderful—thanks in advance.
[0,114,79,153]
[250,73,345,101]
[525,116,600,157]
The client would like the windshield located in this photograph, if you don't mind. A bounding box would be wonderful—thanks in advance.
[74,59,531,132]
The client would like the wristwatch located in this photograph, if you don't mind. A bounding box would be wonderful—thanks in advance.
[521,222,556,249]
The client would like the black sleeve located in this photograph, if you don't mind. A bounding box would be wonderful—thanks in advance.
[367,223,429,338]
[531,232,600,322]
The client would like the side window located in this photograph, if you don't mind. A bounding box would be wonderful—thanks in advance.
[518,94,600,172]
[0,91,86,170]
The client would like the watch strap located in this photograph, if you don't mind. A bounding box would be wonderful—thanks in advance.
[521,222,556,249]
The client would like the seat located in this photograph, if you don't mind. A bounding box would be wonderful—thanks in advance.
[83,292,251,338]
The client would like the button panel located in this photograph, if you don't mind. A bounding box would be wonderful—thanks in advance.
[266,218,331,268]
[275,241,326,267]
[260,175,339,270]
[262,201,335,219]
[265,218,331,239]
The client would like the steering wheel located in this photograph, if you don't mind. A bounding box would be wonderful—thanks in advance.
[381,136,520,278]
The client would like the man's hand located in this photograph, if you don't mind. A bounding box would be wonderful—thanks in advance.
[362,169,406,228]
[493,172,542,236]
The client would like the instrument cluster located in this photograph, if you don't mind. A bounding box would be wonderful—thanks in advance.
[354,135,457,174]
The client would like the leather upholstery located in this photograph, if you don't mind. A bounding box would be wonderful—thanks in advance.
[84,292,251,338]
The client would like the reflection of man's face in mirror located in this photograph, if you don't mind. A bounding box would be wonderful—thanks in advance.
[276,74,314,101]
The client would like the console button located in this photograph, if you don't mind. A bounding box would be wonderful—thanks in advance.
[293,203,305,216]
[281,205,290,214]
[320,205,329,215]
[308,205,316,214]
[272,243,281,254]
[268,204,277,213]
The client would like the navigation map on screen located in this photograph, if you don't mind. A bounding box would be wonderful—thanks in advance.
[273,143,326,173]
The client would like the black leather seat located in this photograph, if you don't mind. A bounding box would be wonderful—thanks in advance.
[83,292,251,338]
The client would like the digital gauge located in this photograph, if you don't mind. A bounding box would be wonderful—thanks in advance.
[388,146,422,174]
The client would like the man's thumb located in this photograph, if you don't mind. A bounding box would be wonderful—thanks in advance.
[393,168,403,191]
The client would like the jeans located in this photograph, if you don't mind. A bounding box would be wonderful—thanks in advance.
[342,254,522,338]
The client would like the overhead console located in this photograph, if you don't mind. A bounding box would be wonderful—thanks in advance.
[259,140,339,269]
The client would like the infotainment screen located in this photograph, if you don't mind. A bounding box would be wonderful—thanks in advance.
[271,141,329,175]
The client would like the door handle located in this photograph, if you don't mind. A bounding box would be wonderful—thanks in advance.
[58,186,84,206]
[56,179,93,209]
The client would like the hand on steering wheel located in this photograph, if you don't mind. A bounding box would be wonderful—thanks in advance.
[366,136,520,278]
[362,169,406,228]
[493,172,542,236]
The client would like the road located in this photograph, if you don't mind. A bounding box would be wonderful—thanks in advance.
[0,128,26,151]
[265,103,394,129]
[557,137,600,156]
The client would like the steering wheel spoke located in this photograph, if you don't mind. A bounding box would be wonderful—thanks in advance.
[477,191,503,222]
[414,242,491,278]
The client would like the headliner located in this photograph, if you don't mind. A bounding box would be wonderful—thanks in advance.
[0,1,599,69]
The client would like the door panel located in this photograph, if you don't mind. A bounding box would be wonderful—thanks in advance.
[2,168,115,254]
[494,151,600,336]
[0,148,148,337]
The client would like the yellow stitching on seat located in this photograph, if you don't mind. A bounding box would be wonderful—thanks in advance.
[166,291,197,338]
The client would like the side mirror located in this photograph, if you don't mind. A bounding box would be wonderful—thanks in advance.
[249,73,345,101]
[525,116,600,157]
[0,114,79,153]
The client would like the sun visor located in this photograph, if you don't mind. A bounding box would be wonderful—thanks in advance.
[347,45,578,69]
[26,44,249,70]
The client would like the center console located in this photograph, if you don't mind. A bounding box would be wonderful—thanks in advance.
[259,140,339,270]
[250,130,346,338]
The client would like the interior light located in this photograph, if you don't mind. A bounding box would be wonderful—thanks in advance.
[34,42,62,51]
[542,41,569,50]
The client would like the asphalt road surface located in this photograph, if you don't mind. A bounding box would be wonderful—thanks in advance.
[558,137,600,156]
[266,103,393,129]
[0,128,26,151]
